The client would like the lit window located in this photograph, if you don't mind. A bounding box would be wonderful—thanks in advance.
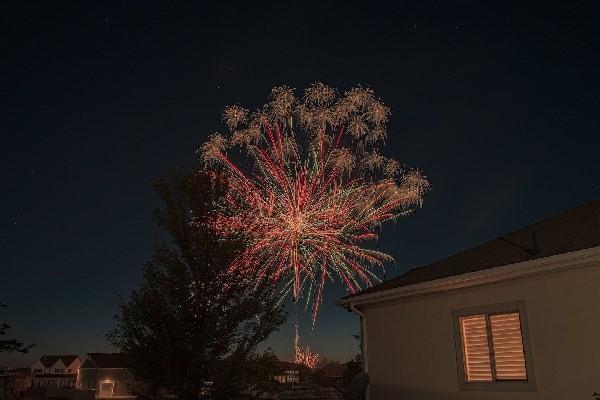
[453,302,536,391]
[459,314,494,382]
[99,381,114,397]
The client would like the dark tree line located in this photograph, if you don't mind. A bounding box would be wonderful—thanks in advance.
[0,302,33,354]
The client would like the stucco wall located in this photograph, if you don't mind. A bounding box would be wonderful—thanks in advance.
[362,263,600,400]
[96,368,134,397]
[77,368,99,390]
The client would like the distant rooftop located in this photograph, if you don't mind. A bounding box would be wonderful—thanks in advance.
[345,199,600,299]
[39,355,80,368]
[81,353,128,369]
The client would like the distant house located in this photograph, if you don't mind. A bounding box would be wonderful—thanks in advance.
[272,361,310,386]
[338,200,600,400]
[0,368,31,398]
[76,353,135,399]
[31,355,81,389]
[318,362,346,387]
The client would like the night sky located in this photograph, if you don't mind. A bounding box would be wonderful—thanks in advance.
[2,1,599,367]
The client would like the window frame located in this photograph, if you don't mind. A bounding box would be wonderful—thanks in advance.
[452,301,537,392]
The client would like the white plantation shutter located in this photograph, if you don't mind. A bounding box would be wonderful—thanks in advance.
[489,312,528,380]
[459,315,493,382]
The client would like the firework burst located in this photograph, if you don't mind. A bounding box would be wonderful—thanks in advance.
[200,83,429,325]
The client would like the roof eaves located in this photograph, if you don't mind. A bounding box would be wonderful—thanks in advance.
[336,245,600,308]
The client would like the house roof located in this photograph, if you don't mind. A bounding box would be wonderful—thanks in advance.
[345,199,600,300]
[39,355,80,368]
[319,362,346,378]
[82,353,128,369]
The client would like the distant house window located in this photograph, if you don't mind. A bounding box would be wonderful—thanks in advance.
[34,369,43,374]
[273,370,300,384]
[55,369,64,373]
[99,381,114,397]
[286,370,300,384]
[453,302,536,392]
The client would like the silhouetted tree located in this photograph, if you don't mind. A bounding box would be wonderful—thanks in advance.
[0,303,33,353]
[343,334,363,387]
[237,350,284,398]
[108,170,286,400]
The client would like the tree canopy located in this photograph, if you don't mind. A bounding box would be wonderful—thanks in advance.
[108,170,286,400]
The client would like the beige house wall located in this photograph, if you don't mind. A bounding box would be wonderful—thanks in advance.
[96,368,135,398]
[361,261,600,400]
[77,368,135,398]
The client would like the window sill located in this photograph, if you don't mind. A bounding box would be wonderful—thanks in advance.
[459,380,537,392]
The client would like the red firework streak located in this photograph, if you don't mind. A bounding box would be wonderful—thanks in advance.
[203,116,427,325]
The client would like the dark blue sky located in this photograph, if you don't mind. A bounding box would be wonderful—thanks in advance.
[1,1,599,367]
